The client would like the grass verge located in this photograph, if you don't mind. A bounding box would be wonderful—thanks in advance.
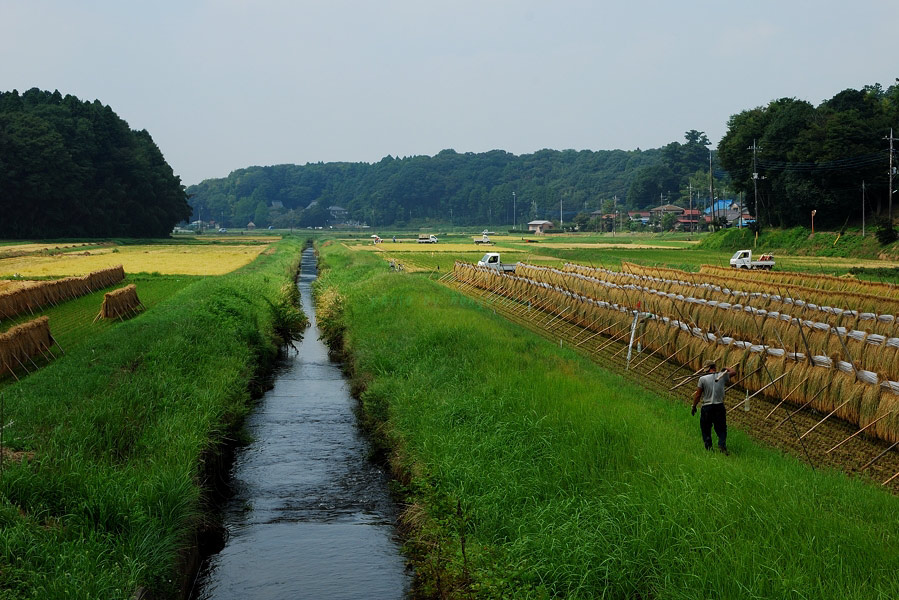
[315,240,899,599]
[0,236,306,599]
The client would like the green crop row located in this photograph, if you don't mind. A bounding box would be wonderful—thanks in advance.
[315,240,899,599]
[0,237,306,599]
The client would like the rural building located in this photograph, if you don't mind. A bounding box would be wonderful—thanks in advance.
[528,220,554,234]
[628,211,651,225]
[705,199,745,224]
[247,221,256,230]
[676,209,702,230]
[650,203,685,220]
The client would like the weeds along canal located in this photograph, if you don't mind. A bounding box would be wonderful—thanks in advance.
[193,247,409,599]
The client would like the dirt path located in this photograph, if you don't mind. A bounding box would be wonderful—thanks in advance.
[450,277,899,493]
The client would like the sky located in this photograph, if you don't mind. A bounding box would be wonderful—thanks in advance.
[2,0,897,185]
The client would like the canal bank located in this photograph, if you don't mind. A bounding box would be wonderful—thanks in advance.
[193,246,409,599]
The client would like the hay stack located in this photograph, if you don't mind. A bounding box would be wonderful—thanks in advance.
[0,265,125,320]
[0,316,54,377]
[98,284,143,320]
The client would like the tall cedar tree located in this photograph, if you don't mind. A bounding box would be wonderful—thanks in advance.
[0,88,190,238]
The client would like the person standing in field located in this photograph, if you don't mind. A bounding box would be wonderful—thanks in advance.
[691,360,737,454]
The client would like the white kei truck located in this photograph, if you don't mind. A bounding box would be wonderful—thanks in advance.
[730,249,775,270]
[477,252,517,273]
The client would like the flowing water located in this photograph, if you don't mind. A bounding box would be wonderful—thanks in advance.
[194,247,409,599]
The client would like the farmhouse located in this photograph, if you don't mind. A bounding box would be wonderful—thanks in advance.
[628,211,651,225]
[676,209,702,230]
[527,220,554,234]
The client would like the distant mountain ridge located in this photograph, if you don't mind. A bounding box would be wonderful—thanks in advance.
[185,141,717,229]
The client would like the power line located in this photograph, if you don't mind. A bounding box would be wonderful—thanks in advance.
[757,152,885,171]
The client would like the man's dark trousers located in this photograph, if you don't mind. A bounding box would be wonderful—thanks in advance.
[700,403,727,450]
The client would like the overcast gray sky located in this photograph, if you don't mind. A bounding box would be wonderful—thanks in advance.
[2,1,897,185]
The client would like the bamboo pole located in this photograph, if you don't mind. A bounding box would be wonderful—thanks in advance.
[729,373,789,413]
[859,440,899,471]
[826,411,894,454]
[798,396,855,441]
[763,375,811,420]
[774,382,831,430]
[629,336,669,370]
[644,343,688,377]
[575,322,617,347]
[725,365,764,392]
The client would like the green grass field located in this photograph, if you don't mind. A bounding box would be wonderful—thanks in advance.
[0,237,306,599]
[316,240,899,599]
[0,274,200,356]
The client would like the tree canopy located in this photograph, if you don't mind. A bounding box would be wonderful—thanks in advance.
[0,88,190,238]
[717,81,899,229]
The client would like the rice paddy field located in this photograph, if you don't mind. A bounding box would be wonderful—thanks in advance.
[3,226,899,597]
[341,230,899,279]
[0,241,272,277]
[315,233,899,598]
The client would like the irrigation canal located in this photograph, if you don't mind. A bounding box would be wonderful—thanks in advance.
[194,247,409,599]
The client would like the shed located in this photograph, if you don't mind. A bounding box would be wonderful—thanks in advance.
[527,220,554,234]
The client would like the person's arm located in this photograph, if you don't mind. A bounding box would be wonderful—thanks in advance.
[691,385,702,415]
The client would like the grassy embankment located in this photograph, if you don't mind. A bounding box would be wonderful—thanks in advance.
[0,237,306,599]
[315,240,899,599]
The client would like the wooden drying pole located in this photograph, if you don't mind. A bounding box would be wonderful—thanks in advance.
[746,302,815,468]
[826,411,894,454]
[725,365,765,393]
[629,335,673,370]
[728,373,789,413]
[799,396,856,441]
[642,343,689,377]
[773,382,831,430]
[859,440,899,471]
[763,375,811,419]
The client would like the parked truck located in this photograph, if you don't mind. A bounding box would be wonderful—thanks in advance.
[418,234,438,244]
[474,231,493,245]
[730,249,775,270]
[477,252,516,272]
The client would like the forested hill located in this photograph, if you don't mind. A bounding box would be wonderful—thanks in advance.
[0,88,190,238]
[719,81,899,230]
[187,133,716,229]
[191,80,899,232]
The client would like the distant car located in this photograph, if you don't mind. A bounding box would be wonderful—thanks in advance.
[218,228,227,233]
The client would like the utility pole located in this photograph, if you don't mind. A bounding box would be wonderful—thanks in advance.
[862,181,866,237]
[512,191,516,231]
[614,195,620,233]
[709,151,714,228]
[749,139,761,228]
[612,196,616,237]
[688,182,693,233]
[886,128,897,223]
[560,196,563,227]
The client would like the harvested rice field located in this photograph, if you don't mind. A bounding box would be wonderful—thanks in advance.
[452,256,899,482]
[0,241,95,255]
[532,241,700,249]
[0,242,272,276]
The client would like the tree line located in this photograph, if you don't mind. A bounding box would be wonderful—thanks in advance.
[719,81,899,230]
[0,88,190,238]
[190,81,899,232]
[187,136,726,230]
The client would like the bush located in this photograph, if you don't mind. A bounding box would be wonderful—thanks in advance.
[875,217,898,245]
